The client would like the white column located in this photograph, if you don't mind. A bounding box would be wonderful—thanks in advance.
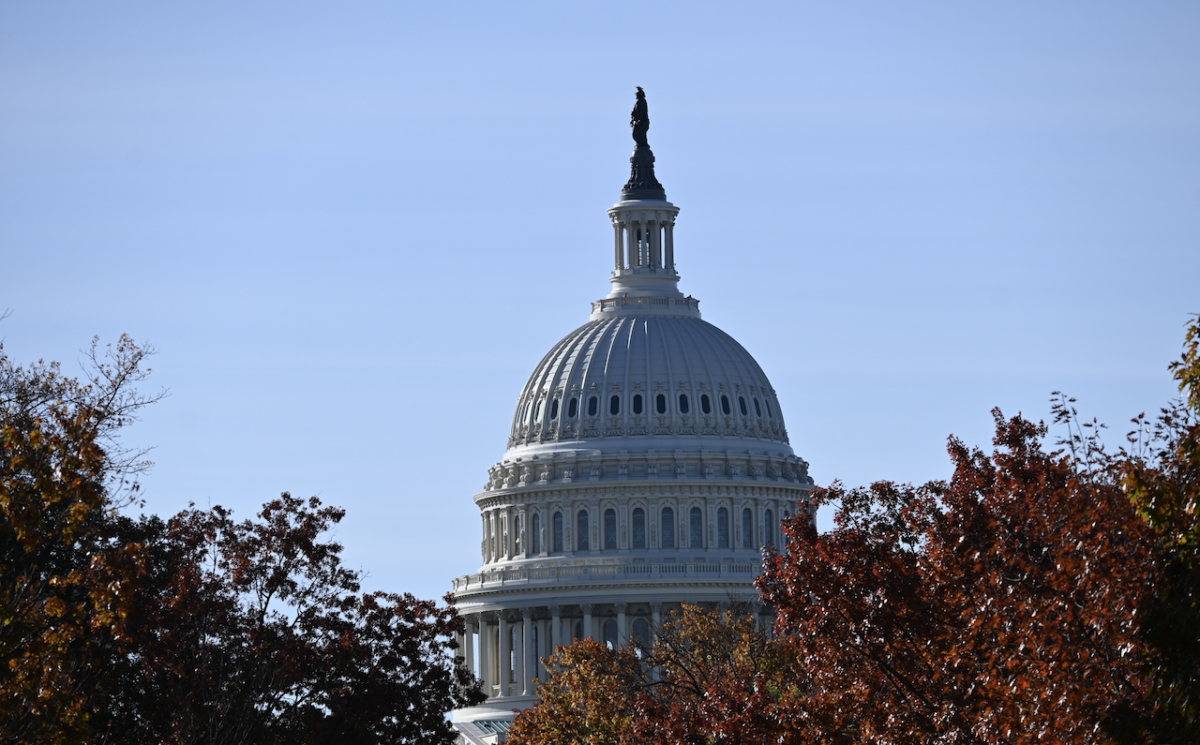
[521,608,534,695]
[582,603,594,640]
[613,220,624,269]
[497,613,510,698]
[464,618,476,677]
[648,220,660,267]
[478,614,492,696]
[616,603,627,647]
[550,605,562,655]
[665,221,675,270]
[625,221,637,268]
[650,602,662,645]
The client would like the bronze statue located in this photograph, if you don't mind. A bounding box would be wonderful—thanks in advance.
[631,86,650,148]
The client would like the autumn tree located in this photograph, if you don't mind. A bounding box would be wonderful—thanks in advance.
[0,336,162,744]
[509,604,808,745]
[757,316,1200,743]
[91,494,485,745]
[1,337,484,744]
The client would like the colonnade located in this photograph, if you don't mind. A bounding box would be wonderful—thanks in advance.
[457,600,771,700]
[612,217,675,271]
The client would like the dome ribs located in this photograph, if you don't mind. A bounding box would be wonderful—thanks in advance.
[506,315,790,452]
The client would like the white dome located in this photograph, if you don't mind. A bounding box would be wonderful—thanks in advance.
[507,313,791,455]
[450,101,815,728]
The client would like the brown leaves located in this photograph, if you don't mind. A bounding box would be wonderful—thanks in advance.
[1,338,484,745]
[510,605,809,745]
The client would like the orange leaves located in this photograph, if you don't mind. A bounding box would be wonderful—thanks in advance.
[510,606,807,745]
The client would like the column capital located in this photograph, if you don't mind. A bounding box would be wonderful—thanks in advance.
[550,605,563,616]
[615,602,628,614]
[581,603,594,614]
[520,606,533,620]
[650,602,663,614]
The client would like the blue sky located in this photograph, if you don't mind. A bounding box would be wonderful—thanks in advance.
[2,2,1197,601]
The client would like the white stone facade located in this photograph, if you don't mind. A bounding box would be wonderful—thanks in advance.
[450,142,814,743]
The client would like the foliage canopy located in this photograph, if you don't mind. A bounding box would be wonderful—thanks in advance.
[0,336,483,745]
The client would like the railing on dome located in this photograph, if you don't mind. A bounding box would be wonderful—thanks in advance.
[452,561,761,592]
[590,296,700,313]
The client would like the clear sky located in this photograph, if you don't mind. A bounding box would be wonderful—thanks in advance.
[2,2,1197,602]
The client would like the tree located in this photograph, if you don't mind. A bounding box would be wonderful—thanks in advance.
[0,335,162,744]
[1,337,484,744]
[93,494,485,745]
[507,637,643,745]
[1120,314,1200,740]
[509,604,807,745]
[756,316,1200,743]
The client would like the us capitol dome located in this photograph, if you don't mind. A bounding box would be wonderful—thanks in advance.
[451,89,814,743]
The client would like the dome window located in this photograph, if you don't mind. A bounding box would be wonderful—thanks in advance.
[577,510,590,551]
[764,509,774,548]
[610,395,620,416]
[701,394,711,414]
[534,401,542,420]
[661,507,675,548]
[679,394,690,414]
[553,511,564,553]
[717,507,729,548]
[514,514,522,554]
[568,397,578,418]
[550,399,559,420]
[632,508,646,548]
[633,394,643,415]
[738,396,748,416]
[765,399,773,418]
[604,508,617,549]
[656,394,667,414]
[689,507,702,548]
[721,395,731,416]
[588,396,598,416]
[753,397,762,417]
[742,508,753,549]
[532,513,542,554]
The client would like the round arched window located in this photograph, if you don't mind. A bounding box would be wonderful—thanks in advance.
[738,396,748,416]
[633,394,643,415]
[588,396,598,416]
[604,508,617,550]
[550,399,559,420]
[661,507,675,548]
[721,395,731,415]
[656,394,667,414]
[701,394,711,414]
[753,397,762,417]
[610,395,620,415]
[568,397,578,418]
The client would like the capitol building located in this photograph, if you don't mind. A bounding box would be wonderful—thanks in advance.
[451,92,815,744]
